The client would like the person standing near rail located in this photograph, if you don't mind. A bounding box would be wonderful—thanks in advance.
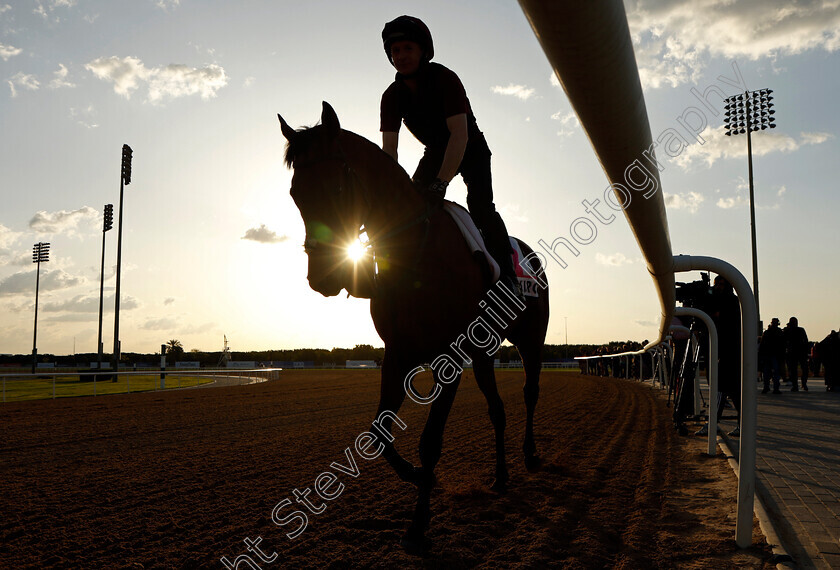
[711,276,742,437]
[784,317,810,391]
[759,317,785,394]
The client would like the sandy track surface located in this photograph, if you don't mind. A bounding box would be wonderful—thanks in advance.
[0,370,771,568]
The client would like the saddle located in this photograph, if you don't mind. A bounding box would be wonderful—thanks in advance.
[348,201,540,299]
[442,201,540,297]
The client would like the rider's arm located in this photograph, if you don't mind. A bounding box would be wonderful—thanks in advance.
[382,131,399,162]
[436,113,468,182]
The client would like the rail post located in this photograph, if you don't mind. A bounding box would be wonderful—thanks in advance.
[673,254,757,548]
[676,307,719,456]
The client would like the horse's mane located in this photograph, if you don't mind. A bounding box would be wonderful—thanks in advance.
[283,124,414,189]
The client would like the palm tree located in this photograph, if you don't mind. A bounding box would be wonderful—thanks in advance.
[166,339,184,365]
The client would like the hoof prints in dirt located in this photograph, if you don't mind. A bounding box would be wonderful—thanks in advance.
[0,370,773,568]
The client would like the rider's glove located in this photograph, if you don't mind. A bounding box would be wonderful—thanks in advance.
[426,178,448,207]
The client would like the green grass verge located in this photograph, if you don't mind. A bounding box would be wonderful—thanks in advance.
[1,375,216,402]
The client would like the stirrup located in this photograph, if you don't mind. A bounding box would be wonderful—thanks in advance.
[502,275,526,304]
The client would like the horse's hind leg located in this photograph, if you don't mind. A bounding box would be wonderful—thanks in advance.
[472,355,509,492]
[517,341,543,471]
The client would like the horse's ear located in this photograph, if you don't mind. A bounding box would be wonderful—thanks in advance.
[321,101,340,138]
[277,113,296,142]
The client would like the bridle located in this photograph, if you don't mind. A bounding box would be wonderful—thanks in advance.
[293,147,431,262]
[294,152,373,256]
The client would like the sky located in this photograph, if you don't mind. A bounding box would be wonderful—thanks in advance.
[1,0,839,357]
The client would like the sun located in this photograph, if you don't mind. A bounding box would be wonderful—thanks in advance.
[346,240,367,262]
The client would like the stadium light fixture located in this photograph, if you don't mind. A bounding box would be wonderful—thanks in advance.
[113,145,132,372]
[722,88,776,329]
[97,204,114,369]
[31,242,50,374]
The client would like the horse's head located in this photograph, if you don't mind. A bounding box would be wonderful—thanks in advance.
[278,102,373,298]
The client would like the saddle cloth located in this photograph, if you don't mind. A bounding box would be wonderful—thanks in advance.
[442,201,540,297]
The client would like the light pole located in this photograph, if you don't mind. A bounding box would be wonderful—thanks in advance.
[31,242,50,373]
[97,204,114,369]
[723,88,776,329]
[564,316,568,360]
[113,144,132,373]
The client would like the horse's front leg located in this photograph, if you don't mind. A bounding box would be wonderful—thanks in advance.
[402,371,461,554]
[373,350,418,484]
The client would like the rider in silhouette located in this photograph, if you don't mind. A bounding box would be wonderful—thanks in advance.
[379,15,524,302]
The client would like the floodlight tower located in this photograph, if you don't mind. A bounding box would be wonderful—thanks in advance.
[31,242,50,373]
[723,89,776,328]
[113,144,132,372]
[97,204,114,368]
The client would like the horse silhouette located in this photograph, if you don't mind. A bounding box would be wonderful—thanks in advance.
[278,102,550,552]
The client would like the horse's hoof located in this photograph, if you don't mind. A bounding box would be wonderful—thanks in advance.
[490,476,509,494]
[397,465,420,484]
[400,529,427,556]
[524,454,543,472]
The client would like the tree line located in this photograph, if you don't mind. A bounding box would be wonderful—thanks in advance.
[0,341,646,368]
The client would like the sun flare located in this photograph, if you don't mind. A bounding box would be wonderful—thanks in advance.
[346,240,367,262]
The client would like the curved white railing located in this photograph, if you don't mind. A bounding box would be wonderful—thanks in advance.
[518,0,758,548]
[1,368,283,403]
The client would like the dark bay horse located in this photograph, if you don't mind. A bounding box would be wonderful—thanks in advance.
[278,102,549,551]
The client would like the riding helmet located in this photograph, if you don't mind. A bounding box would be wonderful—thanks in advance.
[382,16,434,64]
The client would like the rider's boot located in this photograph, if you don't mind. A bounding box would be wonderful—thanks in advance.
[482,211,525,304]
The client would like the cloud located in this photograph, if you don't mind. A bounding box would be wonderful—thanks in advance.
[0,42,22,61]
[716,195,749,209]
[29,206,98,235]
[70,105,98,129]
[0,225,22,265]
[86,56,145,97]
[491,83,536,100]
[180,322,217,335]
[498,203,530,224]
[242,224,288,244]
[714,178,786,210]
[141,317,179,331]
[800,132,833,145]
[595,252,635,266]
[154,0,180,11]
[42,293,138,313]
[33,0,76,21]
[673,128,833,170]
[147,63,228,103]
[0,269,84,297]
[49,63,75,89]
[7,72,39,97]
[0,223,20,251]
[551,110,580,137]
[626,0,840,88]
[634,36,704,89]
[664,191,705,213]
[85,56,228,104]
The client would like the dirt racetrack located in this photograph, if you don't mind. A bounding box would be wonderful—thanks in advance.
[0,370,772,568]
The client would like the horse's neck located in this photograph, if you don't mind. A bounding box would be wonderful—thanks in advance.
[346,135,426,242]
